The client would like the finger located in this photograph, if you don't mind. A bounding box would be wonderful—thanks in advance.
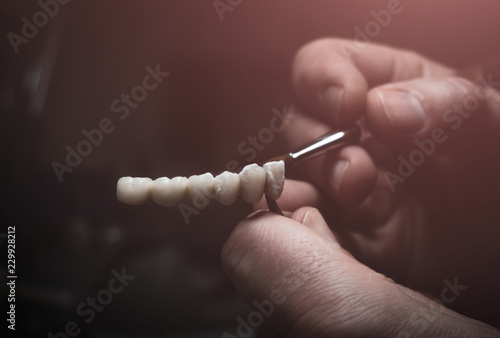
[284,110,377,207]
[221,211,405,336]
[255,179,322,211]
[341,169,398,231]
[292,38,451,127]
[289,207,340,247]
[366,75,499,151]
[330,145,377,207]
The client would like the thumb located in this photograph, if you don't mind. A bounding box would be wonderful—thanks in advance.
[221,208,406,337]
[366,75,500,151]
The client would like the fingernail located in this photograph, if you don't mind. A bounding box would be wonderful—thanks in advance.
[302,208,323,227]
[246,209,266,219]
[331,160,348,196]
[378,90,426,134]
[321,87,344,125]
[303,208,340,247]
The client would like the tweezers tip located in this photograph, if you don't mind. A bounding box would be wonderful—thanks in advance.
[265,194,284,216]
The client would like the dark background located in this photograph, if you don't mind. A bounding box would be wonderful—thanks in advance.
[1,0,500,336]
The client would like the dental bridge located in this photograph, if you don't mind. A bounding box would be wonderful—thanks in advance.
[117,124,361,215]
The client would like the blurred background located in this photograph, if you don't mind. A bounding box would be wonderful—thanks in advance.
[1,0,500,336]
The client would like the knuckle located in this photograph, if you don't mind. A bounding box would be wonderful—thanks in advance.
[402,49,424,63]
[295,38,338,61]
[447,76,476,97]
[292,38,346,87]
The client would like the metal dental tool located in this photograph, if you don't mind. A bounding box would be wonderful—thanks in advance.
[262,124,362,215]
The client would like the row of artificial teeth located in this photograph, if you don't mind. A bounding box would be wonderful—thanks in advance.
[116,161,285,207]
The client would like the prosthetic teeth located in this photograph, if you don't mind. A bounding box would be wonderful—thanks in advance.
[239,163,266,204]
[151,176,188,207]
[117,160,285,207]
[117,177,153,205]
[188,173,216,200]
[215,171,241,205]
[263,161,285,200]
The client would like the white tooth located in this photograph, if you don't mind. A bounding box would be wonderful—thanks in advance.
[188,173,215,208]
[151,177,171,206]
[215,171,240,205]
[239,163,266,204]
[263,160,285,200]
[117,177,153,205]
[151,176,188,206]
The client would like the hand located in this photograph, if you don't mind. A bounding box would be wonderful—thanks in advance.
[221,39,500,336]
[222,209,498,337]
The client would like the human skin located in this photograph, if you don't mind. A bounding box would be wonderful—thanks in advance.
[221,39,500,336]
